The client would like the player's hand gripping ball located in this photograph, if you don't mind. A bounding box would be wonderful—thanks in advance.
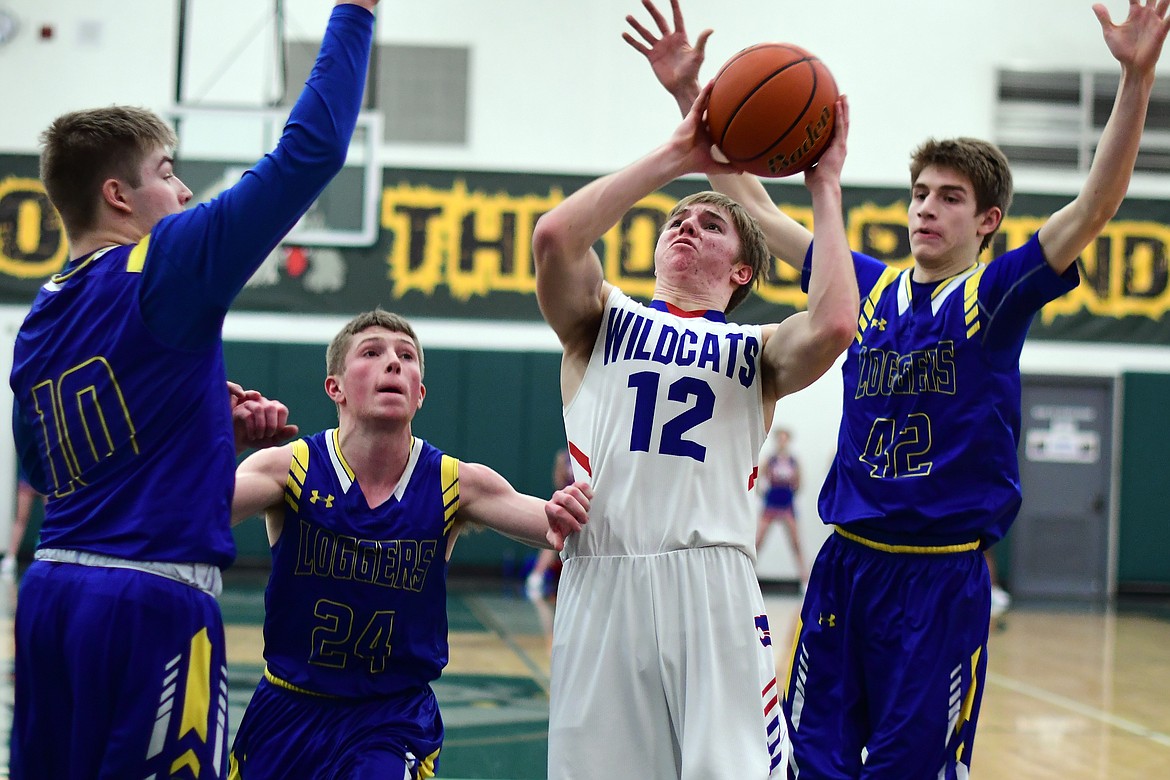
[706,42,839,178]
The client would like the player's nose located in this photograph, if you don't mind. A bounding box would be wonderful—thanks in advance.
[175,176,194,205]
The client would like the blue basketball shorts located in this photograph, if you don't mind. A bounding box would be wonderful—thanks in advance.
[229,675,443,779]
[782,530,991,780]
[11,560,229,779]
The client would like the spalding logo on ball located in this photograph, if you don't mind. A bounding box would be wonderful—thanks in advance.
[706,42,838,178]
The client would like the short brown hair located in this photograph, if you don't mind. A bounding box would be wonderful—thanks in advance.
[909,138,1014,252]
[39,106,177,237]
[326,309,424,378]
[666,191,771,313]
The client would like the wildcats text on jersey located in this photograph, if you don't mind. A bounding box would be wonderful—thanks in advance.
[602,307,760,389]
[855,341,957,398]
[293,518,439,592]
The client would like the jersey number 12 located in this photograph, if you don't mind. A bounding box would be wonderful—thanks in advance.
[626,371,713,462]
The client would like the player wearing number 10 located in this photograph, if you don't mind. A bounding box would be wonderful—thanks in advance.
[8,3,379,777]
[530,74,858,777]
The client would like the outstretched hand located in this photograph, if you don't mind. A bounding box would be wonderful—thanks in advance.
[623,0,710,112]
[1093,0,1170,74]
[545,480,592,551]
[804,96,850,188]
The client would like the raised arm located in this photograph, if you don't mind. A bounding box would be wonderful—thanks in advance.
[531,82,735,389]
[623,0,815,268]
[1039,0,1170,273]
[757,98,859,403]
[453,461,591,552]
[141,2,377,350]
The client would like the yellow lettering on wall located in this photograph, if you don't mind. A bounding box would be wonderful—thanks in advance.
[382,180,560,301]
[6,167,1170,325]
[1040,220,1170,323]
[0,177,68,278]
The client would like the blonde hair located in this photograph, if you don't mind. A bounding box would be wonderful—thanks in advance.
[665,191,771,313]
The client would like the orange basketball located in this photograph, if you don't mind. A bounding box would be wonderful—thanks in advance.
[706,42,838,178]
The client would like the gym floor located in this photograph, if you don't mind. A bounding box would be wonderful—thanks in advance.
[0,570,1168,779]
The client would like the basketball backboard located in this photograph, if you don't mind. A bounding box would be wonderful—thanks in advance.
[166,106,382,247]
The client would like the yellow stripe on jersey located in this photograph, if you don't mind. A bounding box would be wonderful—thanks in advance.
[49,245,118,283]
[441,454,460,534]
[963,267,986,338]
[857,267,902,342]
[331,427,356,483]
[833,525,980,554]
[285,439,309,511]
[782,613,803,702]
[126,234,151,273]
[930,262,978,301]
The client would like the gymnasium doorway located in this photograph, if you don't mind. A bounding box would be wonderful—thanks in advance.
[1010,375,1115,603]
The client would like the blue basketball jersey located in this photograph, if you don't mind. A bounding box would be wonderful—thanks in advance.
[10,243,237,566]
[8,3,374,569]
[804,233,1078,545]
[263,430,459,699]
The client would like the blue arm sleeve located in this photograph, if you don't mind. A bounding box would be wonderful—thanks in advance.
[140,4,374,350]
[801,241,887,297]
[978,233,1079,363]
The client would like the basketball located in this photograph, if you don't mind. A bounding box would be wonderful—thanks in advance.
[706,42,838,178]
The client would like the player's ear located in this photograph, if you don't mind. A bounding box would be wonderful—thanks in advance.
[324,375,343,403]
[101,178,132,214]
[731,262,753,286]
[417,384,426,409]
[977,206,1003,237]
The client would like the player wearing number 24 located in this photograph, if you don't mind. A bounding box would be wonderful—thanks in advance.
[530,16,858,776]
[226,310,591,779]
[627,0,1170,777]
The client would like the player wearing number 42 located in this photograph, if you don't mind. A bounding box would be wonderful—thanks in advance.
[531,9,859,774]
[226,310,590,780]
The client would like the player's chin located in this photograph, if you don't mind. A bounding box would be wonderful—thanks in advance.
[908,239,941,262]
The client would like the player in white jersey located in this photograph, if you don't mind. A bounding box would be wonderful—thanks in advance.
[533,76,859,778]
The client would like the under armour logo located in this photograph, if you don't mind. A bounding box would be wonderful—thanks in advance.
[818,612,836,627]
[872,318,887,331]
[309,490,335,507]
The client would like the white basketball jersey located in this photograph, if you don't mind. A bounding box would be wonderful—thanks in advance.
[563,288,766,558]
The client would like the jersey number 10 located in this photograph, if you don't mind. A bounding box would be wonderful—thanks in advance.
[28,357,138,496]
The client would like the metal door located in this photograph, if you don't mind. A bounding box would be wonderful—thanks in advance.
[1010,376,1115,602]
